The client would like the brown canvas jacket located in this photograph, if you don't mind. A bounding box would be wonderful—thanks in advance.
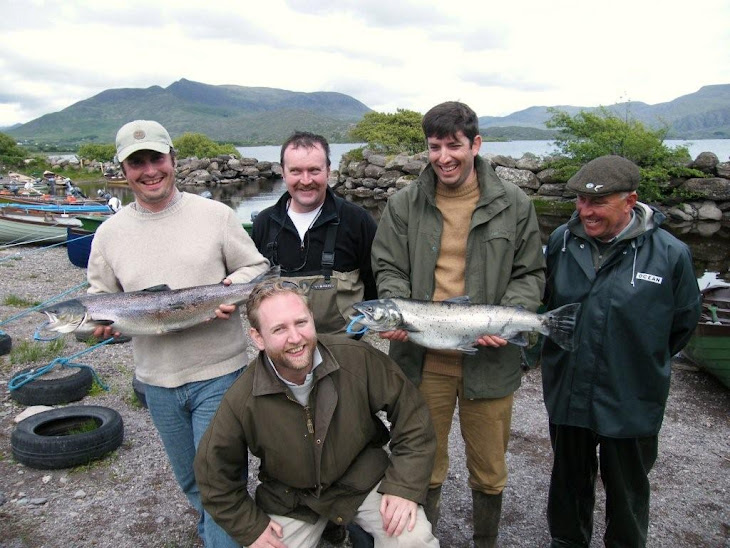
[194,334,436,546]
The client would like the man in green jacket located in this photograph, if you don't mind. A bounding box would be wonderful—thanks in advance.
[194,281,438,547]
[371,101,545,547]
[541,155,701,547]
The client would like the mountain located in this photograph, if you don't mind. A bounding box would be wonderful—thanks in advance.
[479,84,730,140]
[7,79,372,147]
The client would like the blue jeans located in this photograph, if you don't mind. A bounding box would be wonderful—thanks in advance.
[145,369,243,548]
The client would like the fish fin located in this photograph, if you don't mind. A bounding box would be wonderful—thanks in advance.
[95,320,115,326]
[444,295,471,304]
[506,332,529,347]
[543,303,581,351]
[142,284,171,292]
[457,344,479,355]
[251,265,281,283]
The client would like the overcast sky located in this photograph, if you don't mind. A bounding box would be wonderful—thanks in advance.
[1,0,729,128]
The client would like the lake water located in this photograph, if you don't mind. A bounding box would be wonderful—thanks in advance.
[237,139,730,165]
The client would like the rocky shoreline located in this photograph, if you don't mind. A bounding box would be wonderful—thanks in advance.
[0,247,728,547]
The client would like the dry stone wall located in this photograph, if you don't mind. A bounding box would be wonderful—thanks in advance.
[334,149,730,223]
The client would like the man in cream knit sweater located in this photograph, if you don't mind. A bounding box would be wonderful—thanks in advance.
[87,120,269,547]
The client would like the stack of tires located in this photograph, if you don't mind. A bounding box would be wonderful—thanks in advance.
[8,366,125,470]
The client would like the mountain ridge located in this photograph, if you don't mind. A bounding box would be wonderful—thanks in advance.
[6,81,730,146]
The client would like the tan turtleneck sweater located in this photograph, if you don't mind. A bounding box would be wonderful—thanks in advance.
[422,175,480,378]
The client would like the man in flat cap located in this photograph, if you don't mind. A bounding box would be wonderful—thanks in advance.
[540,155,701,547]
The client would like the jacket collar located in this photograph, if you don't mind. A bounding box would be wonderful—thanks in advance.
[269,186,340,229]
[417,155,509,222]
[251,340,341,397]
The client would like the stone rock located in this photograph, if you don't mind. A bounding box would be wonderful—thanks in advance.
[14,406,54,423]
[692,152,719,174]
[240,157,257,166]
[227,159,243,171]
[360,178,378,189]
[189,169,212,183]
[515,153,543,172]
[697,200,723,221]
[682,177,730,201]
[537,183,566,196]
[495,166,540,190]
[385,154,410,170]
[376,170,404,188]
[402,160,427,175]
[666,207,694,222]
[491,155,517,169]
[242,167,260,178]
[536,168,560,184]
[716,162,730,178]
[697,222,721,237]
[255,161,272,171]
[271,164,283,177]
[396,175,416,189]
[364,164,385,178]
[208,161,219,171]
[368,154,387,167]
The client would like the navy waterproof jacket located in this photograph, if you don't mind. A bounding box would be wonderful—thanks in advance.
[541,204,701,438]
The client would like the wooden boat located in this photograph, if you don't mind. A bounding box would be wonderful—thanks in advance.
[0,202,112,215]
[0,207,83,245]
[0,190,107,207]
[683,284,730,389]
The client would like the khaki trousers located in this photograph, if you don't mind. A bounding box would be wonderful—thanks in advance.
[419,371,513,494]
[253,482,439,547]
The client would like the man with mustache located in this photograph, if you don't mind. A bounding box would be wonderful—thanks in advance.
[251,131,377,336]
[194,281,438,547]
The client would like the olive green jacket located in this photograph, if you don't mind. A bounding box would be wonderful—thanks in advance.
[371,156,546,398]
[194,335,435,546]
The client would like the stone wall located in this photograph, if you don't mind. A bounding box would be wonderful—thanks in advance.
[333,149,730,223]
[47,155,283,185]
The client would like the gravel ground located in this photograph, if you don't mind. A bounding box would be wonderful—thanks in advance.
[0,246,728,547]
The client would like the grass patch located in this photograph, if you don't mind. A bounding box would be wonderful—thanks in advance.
[3,294,40,307]
[87,379,107,398]
[67,419,99,435]
[9,338,66,364]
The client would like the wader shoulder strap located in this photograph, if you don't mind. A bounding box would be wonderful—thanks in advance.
[321,218,339,283]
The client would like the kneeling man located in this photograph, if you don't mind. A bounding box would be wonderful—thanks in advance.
[194,281,439,547]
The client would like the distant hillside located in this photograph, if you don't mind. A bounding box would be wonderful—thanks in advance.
[7,79,372,147]
[479,84,730,139]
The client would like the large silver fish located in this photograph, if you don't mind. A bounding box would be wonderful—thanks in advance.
[352,297,580,353]
[40,266,280,337]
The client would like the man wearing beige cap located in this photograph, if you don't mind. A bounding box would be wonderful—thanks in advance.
[87,120,270,547]
[540,155,701,547]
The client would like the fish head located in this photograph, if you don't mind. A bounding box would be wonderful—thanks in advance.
[351,299,402,332]
[40,299,89,333]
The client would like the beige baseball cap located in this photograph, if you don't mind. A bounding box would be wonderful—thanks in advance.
[115,120,173,162]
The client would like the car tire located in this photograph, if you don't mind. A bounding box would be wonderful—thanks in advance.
[132,376,148,409]
[9,367,94,406]
[0,332,12,356]
[11,405,124,470]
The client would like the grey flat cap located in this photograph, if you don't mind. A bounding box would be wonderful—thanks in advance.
[566,155,640,196]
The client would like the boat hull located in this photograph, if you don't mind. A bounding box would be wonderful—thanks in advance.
[67,227,94,268]
[0,210,82,244]
[683,285,730,389]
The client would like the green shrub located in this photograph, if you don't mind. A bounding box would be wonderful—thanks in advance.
[546,107,706,202]
[0,132,26,168]
[349,109,425,154]
[173,133,239,159]
[78,143,116,163]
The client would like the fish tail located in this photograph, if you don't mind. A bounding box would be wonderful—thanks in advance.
[543,303,581,351]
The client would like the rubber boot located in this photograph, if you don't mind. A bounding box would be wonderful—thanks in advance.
[423,486,443,532]
[472,490,502,548]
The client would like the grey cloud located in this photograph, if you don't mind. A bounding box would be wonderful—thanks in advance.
[284,0,456,28]
[460,71,552,93]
